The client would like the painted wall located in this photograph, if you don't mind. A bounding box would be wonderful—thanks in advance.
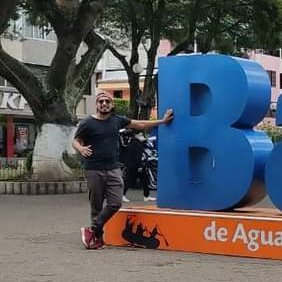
[250,52,282,100]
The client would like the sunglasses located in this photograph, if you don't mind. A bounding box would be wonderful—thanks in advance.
[98,99,111,105]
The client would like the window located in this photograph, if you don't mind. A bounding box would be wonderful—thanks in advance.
[267,70,276,87]
[95,72,102,81]
[84,81,91,96]
[0,77,5,86]
[95,72,102,87]
[9,13,56,41]
[14,123,36,156]
[7,11,57,41]
[113,90,123,99]
[6,80,14,88]
[23,22,33,38]
[0,76,15,88]
[24,24,56,41]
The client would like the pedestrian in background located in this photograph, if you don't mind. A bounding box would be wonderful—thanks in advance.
[122,131,156,202]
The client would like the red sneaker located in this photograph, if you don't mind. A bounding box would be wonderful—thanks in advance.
[90,237,105,250]
[80,227,94,249]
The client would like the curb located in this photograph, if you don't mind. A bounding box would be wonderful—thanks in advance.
[0,181,87,195]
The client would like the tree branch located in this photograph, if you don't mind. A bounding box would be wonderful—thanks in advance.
[168,39,190,56]
[65,30,108,115]
[107,42,131,74]
[32,0,66,37]
[72,0,106,43]
[40,0,105,99]
[0,0,18,34]
[0,43,47,120]
[167,0,201,56]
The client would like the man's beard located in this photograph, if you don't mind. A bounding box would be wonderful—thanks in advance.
[97,108,112,115]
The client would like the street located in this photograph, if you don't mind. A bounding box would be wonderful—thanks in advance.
[0,190,281,282]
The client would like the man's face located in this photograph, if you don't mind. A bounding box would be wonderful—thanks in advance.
[96,97,114,115]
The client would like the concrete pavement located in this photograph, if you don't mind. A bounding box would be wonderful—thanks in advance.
[0,189,281,282]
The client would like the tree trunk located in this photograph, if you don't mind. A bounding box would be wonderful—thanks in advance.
[32,123,77,181]
[128,74,140,119]
[138,41,159,120]
[0,0,107,181]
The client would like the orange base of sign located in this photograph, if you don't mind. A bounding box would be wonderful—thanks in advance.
[105,205,282,260]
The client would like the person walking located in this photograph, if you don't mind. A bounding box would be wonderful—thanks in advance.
[72,90,173,250]
[122,131,156,202]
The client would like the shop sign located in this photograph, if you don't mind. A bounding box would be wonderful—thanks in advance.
[0,92,28,110]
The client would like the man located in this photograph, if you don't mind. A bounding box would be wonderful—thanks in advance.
[72,91,173,250]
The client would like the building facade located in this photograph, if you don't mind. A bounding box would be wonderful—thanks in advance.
[96,40,172,101]
[249,51,282,119]
[97,43,282,122]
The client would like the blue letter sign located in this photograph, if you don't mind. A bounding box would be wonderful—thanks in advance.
[158,54,273,211]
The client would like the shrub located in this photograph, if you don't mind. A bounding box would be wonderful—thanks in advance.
[25,150,33,173]
[256,122,282,143]
[114,98,129,116]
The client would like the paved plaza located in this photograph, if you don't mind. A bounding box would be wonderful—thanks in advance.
[0,189,282,282]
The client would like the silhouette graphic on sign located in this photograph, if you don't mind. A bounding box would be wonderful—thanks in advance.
[122,216,169,249]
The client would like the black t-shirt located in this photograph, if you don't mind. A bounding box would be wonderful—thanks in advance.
[74,114,131,170]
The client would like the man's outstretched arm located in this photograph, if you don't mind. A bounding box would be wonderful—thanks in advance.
[127,109,173,130]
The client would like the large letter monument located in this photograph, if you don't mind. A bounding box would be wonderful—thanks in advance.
[106,54,282,259]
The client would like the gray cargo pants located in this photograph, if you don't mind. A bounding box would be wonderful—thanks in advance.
[85,168,123,237]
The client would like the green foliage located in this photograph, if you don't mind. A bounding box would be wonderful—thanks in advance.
[99,0,282,56]
[62,151,84,179]
[0,159,28,180]
[0,168,26,180]
[25,150,33,172]
[114,98,129,116]
[62,150,81,169]
[99,0,282,120]
[166,0,282,55]
[257,123,282,143]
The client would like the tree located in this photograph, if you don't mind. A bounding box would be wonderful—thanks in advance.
[0,0,107,180]
[98,0,176,120]
[98,0,282,121]
[168,0,282,56]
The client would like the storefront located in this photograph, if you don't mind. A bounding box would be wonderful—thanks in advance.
[0,77,36,158]
[0,75,91,158]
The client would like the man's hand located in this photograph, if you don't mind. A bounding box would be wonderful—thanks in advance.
[127,108,174,130]
[78,145,93,157]
[73,138,93,157]
[162,108,174,124]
